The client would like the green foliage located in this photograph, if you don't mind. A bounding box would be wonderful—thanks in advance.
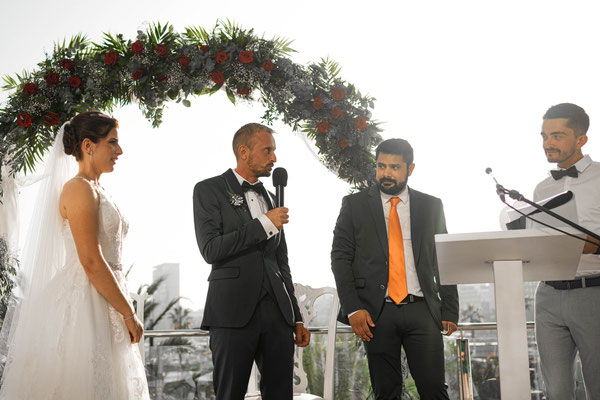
[0,20,383,195]
[146,21,176,46]
[2,75,20,91]
[95,32,128,53]
[54,34,89,54]
[0,237,18,325]
[183,25,210,45]
[320,57,342,83]
[267,34,296,57]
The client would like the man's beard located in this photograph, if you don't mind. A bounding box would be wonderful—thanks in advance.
[545,146,576,164]
[378,177,408,195]
[248,157,274,177]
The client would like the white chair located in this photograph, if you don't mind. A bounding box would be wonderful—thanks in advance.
[246,284,339,400]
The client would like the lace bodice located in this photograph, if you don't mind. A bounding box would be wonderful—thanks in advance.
[62,182,129,272]
[97,188,129,270]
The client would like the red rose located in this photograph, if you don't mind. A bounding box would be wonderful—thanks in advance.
[158,74,168,82]
[17,113,32,128]
[178,54,191,67]
[239,50,254,64]
[155,44,168,58]
[339,136,349,148]
[200,45,209,55]
[132,40,144,54]
[68,76,82,88]
[331,106,343,120]
[60,59,75,70]
[23,83,37,95]
[262,60,274,72]
[312,97,324,110]
[45,72,60,86]
[317,120,329,133]
[215,51,229,65]
[44,112,60,126]
[354,116,368,131]
[211,70,225,85]
[132,69,144,81]
[237,86,250,95]
[104,51,118,66]
[332,87,345,101]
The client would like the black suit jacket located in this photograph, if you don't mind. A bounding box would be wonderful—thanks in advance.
[193,169,302,330]
[331,186,459,328]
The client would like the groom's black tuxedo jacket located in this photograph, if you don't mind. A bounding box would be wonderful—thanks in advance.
[331,186,459,327]
[193,169,302,330]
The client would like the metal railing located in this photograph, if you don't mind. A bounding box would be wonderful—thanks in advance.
[142,321,537,400]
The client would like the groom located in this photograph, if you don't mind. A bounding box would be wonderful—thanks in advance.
[193,123,310,400]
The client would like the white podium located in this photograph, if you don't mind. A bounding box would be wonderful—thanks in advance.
[435,228,584,399]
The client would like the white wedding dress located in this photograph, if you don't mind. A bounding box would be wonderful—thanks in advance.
[0,183,150,399]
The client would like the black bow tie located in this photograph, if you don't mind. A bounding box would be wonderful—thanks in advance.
[241,181,265,193]
[550,165,579,180]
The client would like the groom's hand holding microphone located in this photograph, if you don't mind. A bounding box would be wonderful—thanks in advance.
[266,207,289,229]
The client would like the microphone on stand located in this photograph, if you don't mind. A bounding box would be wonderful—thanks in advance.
[486,167,507,202]
[272,167,288,208]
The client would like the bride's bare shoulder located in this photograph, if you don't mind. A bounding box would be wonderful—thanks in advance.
[60,177,99,215]
[62,177,97,195]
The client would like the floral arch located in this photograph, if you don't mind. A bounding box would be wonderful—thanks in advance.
[0,20,382,197]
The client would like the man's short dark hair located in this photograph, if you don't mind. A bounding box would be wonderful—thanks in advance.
[543,103,590,137]
[232,123,275,159]
[375,138,414,165]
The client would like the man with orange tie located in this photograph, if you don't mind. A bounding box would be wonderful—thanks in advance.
[331,138,459,399]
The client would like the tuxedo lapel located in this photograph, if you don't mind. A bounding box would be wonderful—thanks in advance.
[408,188,422,267]
[222,169,252,224]
[264,190,275,211]
[367,186,389,258]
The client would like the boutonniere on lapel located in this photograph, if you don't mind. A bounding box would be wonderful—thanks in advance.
[228,191,244,208]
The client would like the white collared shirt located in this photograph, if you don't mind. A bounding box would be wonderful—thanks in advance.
[232,169,279,240]
[534,155,600,276]
[380,187,423,297]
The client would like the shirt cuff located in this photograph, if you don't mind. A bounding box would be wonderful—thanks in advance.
[258,214,279,239]
[348,310,360,318]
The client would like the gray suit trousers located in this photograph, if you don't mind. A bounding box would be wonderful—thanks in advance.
[535,282,600,400]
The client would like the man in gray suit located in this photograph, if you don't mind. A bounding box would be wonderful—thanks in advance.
[193,123,310,400]
[331,138,458,399]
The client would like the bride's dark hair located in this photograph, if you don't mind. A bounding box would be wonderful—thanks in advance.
[63,111,118,160]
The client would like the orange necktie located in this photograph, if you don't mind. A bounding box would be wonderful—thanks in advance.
[388,197,407,304]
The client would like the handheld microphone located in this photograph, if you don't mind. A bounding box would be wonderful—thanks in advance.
[272,167,288,208]
[486,167,506,202]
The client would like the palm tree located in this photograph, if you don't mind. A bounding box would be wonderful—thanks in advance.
[125,265,183,330]
[168,305,193,330]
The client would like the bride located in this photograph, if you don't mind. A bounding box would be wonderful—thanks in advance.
[0,111,150,399]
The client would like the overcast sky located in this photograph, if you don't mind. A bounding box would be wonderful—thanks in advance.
[2,0,600,310]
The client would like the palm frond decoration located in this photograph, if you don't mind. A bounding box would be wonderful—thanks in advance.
[183,25,210,45]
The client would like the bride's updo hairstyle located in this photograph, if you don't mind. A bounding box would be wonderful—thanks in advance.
[63,111,118,160]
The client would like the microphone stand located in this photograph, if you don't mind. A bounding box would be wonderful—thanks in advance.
[495,183,600,243]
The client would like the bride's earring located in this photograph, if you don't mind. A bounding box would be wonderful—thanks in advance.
[90,150,93,161]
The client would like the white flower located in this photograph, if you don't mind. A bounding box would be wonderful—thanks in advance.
[228,192,244,207]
